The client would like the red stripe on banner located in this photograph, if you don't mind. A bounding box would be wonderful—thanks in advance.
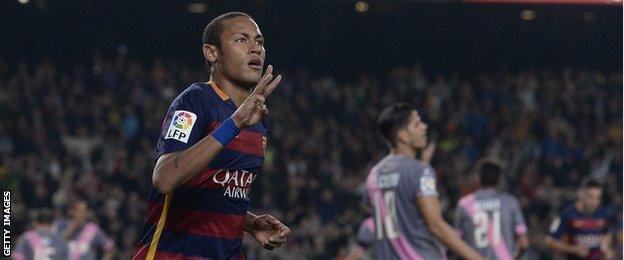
[166,210,246,239]
[226,130,264,157]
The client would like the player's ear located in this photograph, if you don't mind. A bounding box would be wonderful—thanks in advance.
[203,44,218,64]
[396,129,409,145]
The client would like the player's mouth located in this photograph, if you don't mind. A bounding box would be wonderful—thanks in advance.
[248,58,263,71]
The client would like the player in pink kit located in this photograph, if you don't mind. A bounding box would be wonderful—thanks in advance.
[14,209,69,260]
[454,160,530,260]
[364,103,483,260]
[52,200,116,260]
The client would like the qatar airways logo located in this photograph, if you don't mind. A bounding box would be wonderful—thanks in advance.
[212,170,257,200]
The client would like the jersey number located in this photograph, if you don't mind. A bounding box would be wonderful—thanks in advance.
[374,190,399,240]
[473,210,501,248]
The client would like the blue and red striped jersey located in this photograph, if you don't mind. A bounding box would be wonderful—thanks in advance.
[549,204,618,260]
[133,81,268,260]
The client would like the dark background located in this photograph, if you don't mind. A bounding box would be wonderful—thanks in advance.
[2,0,621,75]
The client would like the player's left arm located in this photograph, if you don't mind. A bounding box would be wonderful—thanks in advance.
[511,197,529,259]
[244,211,291,250]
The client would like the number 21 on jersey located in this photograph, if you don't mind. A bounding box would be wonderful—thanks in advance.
[472,210,501,248]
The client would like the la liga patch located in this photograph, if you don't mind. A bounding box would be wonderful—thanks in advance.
[165,110,197,143]
[420,175,436,194]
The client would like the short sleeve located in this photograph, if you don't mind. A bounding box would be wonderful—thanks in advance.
[511,197,528,235]
[549,213,568,239]
[413,165,439,198]
[156,86,210,158]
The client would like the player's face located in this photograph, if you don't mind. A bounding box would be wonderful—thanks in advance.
[404,111,428,149]
[217,17,265,88]
[71,202,88,223]
[580,187,602,213]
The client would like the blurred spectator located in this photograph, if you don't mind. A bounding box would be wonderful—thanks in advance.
[0,56,621,258]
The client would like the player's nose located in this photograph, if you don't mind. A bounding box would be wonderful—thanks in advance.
[249,43,262,55]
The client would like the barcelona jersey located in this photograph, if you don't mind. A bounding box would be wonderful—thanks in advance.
[133,81,268,260]
[549,204,618,260]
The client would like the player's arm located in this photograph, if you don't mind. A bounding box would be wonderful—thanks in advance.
[153,67,281,194]
[510,198,529,259]
[515,234,529,259]
[545,236,588,257]
[418,196,483,260]
[153,133,231,193]
[243,211,291,250]
[545,216,589,258]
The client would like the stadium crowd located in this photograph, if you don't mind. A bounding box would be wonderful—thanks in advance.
[0,54,621,259]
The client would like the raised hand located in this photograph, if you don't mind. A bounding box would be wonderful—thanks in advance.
[231,65,282,128]
[420,141,436,164]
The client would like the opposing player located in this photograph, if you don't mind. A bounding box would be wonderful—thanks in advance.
[133,12,290,259]
[14,209,69,260]
[454,160,529,260]
[546,178,618,259]
[53,199,116,260]
[364,103,483,260]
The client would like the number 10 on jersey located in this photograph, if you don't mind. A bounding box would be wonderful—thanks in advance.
[374,190,399,240]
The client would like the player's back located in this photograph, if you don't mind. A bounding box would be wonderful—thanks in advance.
[455,189,527,260]
[365,154,445,260]
[14,230,69,260]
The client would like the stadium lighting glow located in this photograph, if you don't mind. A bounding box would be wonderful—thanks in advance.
[355,1,369,13]
[18,0,29,4]
[520,10,536,21]
[188,3,207,14]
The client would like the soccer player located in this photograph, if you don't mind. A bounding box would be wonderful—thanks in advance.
[133,12,290,259]
[14,209,69,260]
[546,178,618,259]
[53,199,116,260]
[364,103,483,260]
[454,160,529,260]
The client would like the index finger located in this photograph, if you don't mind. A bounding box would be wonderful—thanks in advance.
[262,75,282,98]
[250,65,273,95]
[277,223,291,237]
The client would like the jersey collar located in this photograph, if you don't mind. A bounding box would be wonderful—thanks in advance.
[208,80,230,101]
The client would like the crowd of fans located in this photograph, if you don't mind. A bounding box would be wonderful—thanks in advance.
[0,53,621,259]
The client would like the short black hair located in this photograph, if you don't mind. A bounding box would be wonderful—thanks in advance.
[580,177,603,190]
[377,103,415,147]
[479,161,502,187]
[202,12,254,48]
